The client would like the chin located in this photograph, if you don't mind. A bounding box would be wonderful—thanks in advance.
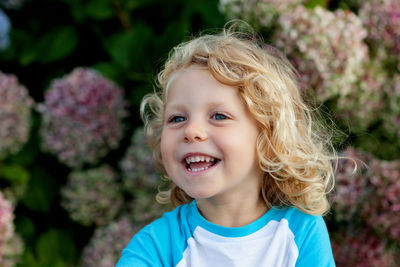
[185,188,217,200]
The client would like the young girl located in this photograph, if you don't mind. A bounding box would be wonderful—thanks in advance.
[117,26,336,267]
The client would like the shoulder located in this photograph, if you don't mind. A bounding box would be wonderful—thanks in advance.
[269,206,335,266]
[117,203,193,267]
[139,203,189,235]
[269,206,326,234]
[278,207,335,266]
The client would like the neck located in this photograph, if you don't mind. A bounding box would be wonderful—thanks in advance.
[196,194,268,228]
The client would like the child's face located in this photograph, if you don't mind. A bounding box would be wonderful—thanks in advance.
[160,65,263,202]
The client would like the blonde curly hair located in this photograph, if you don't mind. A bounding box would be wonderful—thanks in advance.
[141,25,336,216]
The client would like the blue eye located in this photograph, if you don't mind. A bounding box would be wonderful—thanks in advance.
[169,116,185,123]
[212,113,228,120]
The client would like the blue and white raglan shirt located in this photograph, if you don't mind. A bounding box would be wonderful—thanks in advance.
[117,201,335,267]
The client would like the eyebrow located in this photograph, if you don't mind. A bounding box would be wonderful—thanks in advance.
[166,101,231,110]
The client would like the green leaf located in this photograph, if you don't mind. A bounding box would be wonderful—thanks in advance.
[19,47,37,66]
[124,0,158,11]
[9,28,40,66]
[92,61,121,81]
[38,26,78,63]
[305,0,328,8]
[21,168,57,213]
[18,249,37,267]
[184,0,225,28]
[0,164,30,183]
[130,83,152,106]
[36,229,76,264]
[156,21,187,56]
[84,0,114,20]
[19,248,67,267]
[104,24,153,70]
[67,0,85,22]
[15,216,36,241]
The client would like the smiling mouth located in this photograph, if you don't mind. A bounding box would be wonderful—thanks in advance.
[183,155,221,173]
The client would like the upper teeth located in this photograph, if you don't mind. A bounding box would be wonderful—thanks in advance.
[185,156,214,164]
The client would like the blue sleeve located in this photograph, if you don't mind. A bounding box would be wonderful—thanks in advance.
[116,217,172,267]
[295,215,336,267]
[116,227,163,267]
[116,204,191,267]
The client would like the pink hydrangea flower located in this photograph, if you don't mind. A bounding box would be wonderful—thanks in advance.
[275,6,368,102]
[61,165,123,226]
[219,0,306,28]
[0,71,33,159]
[360,0,400,58]
[120,128,170,224]
[332,228,396,267]
[0,191,23,266]
[38,68,127,168]
[80,217,139,267]
[333,147,400,242]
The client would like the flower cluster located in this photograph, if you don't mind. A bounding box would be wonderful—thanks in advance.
[80,217,139,267]
[0,234,23,267]
[0,71,33,159]
[219,0,306,28]
[359,0,400,65]
[120,128,169,224]
[0,191,13,259]
[126,190,170,224]
[331,228,396,267]
[362,159,400,242]
[0,191,23,266]
[0,9,10,50]
[334,59,387,131]
[332,148,372,221]
[274,6,368,102]
[333,147,400,242]
[120,128,161,194]
[38,68,127,168]
[61,165,123,226]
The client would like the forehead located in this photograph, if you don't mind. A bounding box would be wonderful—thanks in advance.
[165,65,207,95]
[164,66,242,107]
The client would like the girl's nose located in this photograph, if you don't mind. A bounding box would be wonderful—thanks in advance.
[183,120,208,143]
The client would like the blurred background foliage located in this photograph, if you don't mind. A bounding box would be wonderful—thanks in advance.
[0,0,399,266]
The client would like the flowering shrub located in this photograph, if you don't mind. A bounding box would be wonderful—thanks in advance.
[332,148,371,221]
[80,217,139,267]
[219,0,306,28]
[361,159,400,242]
[274,6,368,102]
[38,68,127,168]
[0,9,10,50]
[334,59,388,131]
[333,147,400,261]
[331,228,396,267]
[331,0,400,135]
[126,190,169,224]
[359,0,400,64]
[0,191,13,260]
[0,71,33,159]
[61,165,123,226]
[120,128,170,224]
[120,128,162,194]
[77,129,170,264]
[0,191,23,266]
[334,148,400,239]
